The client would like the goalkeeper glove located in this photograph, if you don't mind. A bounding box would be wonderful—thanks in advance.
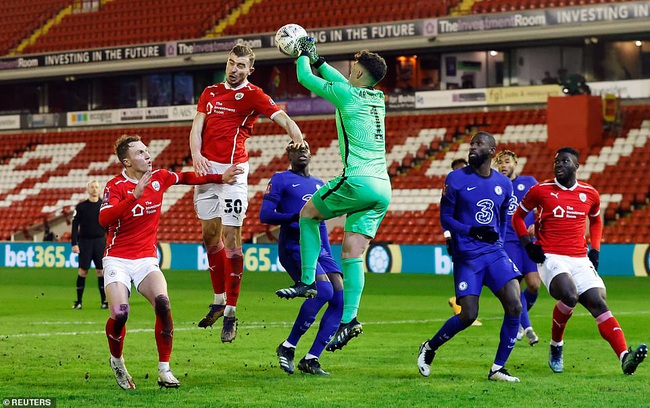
[588,248,599,271]
[468,226,499,244]
[296,36,320,65]
[525,242,546,264]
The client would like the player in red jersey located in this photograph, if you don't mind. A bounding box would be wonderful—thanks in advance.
[99,134,241,390]
[189,44,304,342]
[512,147,647,375]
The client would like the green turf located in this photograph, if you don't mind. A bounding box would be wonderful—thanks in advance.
[0,268,649,408]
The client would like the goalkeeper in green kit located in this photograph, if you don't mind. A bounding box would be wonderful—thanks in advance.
[275,37,391,351]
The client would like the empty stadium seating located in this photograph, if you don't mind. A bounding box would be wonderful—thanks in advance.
[472,0,639,14]
[2,105,650,245]
[0,0,638,55]
[0,0,69,55]
[22,0,240,55]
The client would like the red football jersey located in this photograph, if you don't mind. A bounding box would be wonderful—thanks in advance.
[197,80,282,164]
[519,179,600,257]
[101,169,179,259]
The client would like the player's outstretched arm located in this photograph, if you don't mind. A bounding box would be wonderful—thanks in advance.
[296,56,327,93]
[177,165,243,185]
[272,111,303,147]
[296,37,347,83]
[316,59,348,83]
[296,57,347,104]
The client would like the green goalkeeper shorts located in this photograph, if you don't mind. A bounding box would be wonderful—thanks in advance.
[311,175,391,239]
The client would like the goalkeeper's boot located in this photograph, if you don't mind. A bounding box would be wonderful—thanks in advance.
[417,341,436,377]
[549,344,564,373]
[622,344,647,375]
[198,304,225,328]
[72,301,82,310]
[276,342,295,374]
[326,318,363,352]
[275,282,317,299]
[221,316,238,343]
[101,301,109,309]
[297,357,330,376]
[110,356,136,390]
[157,368,180,388]
[488,367,520,382]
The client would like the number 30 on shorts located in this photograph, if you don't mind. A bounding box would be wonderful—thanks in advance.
[224,199,243,214]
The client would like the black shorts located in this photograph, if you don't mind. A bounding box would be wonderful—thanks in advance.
[78,237,106,270]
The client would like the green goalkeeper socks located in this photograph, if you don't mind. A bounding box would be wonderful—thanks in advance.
[299,217,321,285]
[342,257,365,324]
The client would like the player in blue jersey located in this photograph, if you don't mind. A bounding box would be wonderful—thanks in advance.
[417,131,523,382]
[495,150,540,346]
[445,158,482,326]
[260,141,343,376]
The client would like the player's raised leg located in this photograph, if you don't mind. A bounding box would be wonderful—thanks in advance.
[276,200,323,299]
[197,217,227,328]
[326,231,371,352]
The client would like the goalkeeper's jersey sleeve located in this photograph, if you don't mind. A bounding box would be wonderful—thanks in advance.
[297,57,388,179]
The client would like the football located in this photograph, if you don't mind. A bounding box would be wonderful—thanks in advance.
[275,24,307,57]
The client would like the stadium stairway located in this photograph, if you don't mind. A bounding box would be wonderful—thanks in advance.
[0,0,70,55]
[20,0,242,55]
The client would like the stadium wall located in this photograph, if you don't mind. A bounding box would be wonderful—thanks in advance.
[1,242,648,277]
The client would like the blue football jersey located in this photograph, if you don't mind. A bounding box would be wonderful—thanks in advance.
[260,170,329,246]
[440,166,513,260]
[504,174,537,242]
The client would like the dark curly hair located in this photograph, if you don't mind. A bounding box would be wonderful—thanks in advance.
[355,50,387,85]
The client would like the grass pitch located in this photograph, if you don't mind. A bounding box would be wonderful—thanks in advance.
[0,267,649,408]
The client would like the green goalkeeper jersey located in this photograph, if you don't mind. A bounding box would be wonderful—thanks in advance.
[297,56,388,180]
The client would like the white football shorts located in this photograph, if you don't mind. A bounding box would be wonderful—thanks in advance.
[538,253,605,295]
[194,161,249,227]
[103,256,162,293]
